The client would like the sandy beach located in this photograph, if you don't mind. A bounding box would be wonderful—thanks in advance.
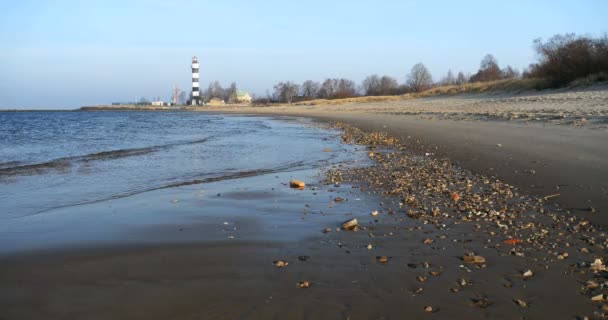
[2,88,608,319]
[203,87,608,226]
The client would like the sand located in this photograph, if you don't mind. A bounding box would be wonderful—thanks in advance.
[203,87,608,226]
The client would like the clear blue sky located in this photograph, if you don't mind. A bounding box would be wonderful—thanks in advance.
[1,0,606,109]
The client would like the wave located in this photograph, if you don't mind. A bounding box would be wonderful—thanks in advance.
[6,159,317,219]
[0,138,210,178]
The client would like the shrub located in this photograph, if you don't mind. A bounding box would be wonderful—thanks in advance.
[527,33,608,86]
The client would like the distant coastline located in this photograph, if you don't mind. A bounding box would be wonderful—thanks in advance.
[0,109,75,112]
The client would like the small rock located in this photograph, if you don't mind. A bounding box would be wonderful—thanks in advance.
[371,210,379,216]
[367,244,373,250]
[463,255,486,265]
[587,280,599,289]
[424,306,434,313]
[514,299,528,307]
[377,256,389,264]
[472,298,493,309]
[523,270,534,279]
[298,255,310,262]
[342,219,359,231]
[458,279,469,286]
[423,238,434,244]
[322,228,332,233]
[297,281,311,288]
[591,294,604,302]
[591,259,606,272]
[273,260,288,268]
[290,179,305,189]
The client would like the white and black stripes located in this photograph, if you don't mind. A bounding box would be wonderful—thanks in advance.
[191,56,201,105]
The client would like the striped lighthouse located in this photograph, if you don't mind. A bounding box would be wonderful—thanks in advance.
[191,56,201,105]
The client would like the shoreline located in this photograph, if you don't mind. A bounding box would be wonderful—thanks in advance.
[2,105,608,319]
[198,87,608,227]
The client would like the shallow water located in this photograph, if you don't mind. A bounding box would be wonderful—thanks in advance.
[0,111,356,219]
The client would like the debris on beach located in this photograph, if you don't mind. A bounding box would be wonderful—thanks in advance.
[590,259,606,272]
[376,256,389,264]
[591,294,605,302]
[273,260,288,268]
[290,179,306,189]
[322,121,608,313]
[504,238,523,245]
[342,218,359,231]
[513,299,528,307]
[463,255,486,265]
[471,297,493,309]
[371,210,379,216]
[296,281,311,288]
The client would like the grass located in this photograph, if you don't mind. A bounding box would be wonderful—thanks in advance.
[291,78,544,106]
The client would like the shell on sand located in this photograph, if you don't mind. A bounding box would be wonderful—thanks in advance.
[341,218,358,230]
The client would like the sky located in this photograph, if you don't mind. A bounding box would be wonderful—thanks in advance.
[0,0,607,109]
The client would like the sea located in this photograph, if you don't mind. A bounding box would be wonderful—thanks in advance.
[0,111,360,218]
[0,111,372,253]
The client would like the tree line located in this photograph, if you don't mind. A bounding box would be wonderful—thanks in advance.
[265,57,522,103]
[263,32,608,104]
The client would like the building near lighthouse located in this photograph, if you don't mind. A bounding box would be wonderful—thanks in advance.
[191,56,201,105]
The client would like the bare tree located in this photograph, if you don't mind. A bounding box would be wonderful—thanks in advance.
[379,75,398,95]
[227,82,238,103]
[318,78,336,99]
[456,71,468,85]
[206,81,226,101]
[335,78,357,98]
[362,75,381,96]
[178,91,187,105]
[273,81,300,103]
[470,54,502,82]
[407,63,433,92]
[502,65,520,79]
[301,80,320,98]
[440,70,456,85]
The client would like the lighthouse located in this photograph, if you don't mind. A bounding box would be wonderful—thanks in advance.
[191,56,201,105]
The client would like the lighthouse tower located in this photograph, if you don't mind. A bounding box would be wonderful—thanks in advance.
[191,56,201,105]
